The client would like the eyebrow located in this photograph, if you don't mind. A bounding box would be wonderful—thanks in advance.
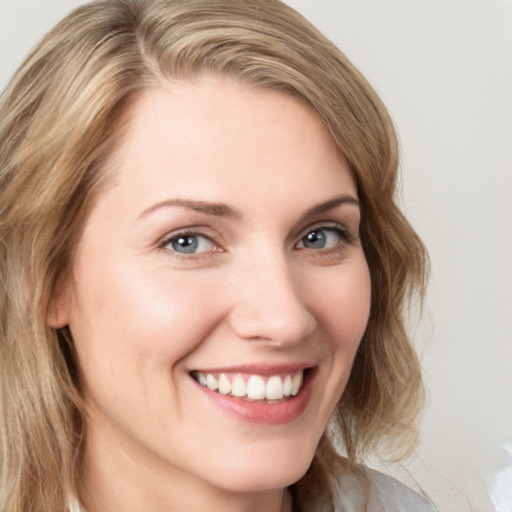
[137,194,359,222]
[299,195,360,220]
[138,198,241,220]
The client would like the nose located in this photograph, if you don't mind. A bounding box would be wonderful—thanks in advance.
[227,255,316,346]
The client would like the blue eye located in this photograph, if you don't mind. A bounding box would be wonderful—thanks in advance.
[164,233,215,254]
[297,227,347,250]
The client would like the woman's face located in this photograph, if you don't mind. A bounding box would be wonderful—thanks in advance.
[51,77,371,500]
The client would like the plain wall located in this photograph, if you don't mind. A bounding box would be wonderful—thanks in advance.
[1,1,511,510]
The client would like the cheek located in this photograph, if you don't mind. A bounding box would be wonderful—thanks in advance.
[307,257,371,412]
[309,258,371,350]
[69,263,230,447]
[69,259,226,388]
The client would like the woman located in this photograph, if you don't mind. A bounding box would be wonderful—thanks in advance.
[0,1,431,511]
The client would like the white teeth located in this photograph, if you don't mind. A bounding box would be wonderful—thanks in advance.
[283,375,292,397]
[291,372,303,396]
[266,375,284,400]
[247,375,266,400]
[218,374,231,395]
[206,374,218,391]
[231,374,247,397]
[193,370,306,401]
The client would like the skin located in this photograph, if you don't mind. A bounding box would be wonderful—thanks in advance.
[49,76,372,512]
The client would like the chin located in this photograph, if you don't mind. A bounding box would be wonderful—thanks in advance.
[201,441,315,493]
[215,465,309,494]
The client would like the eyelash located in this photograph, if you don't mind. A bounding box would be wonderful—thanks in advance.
[158,223,355,258]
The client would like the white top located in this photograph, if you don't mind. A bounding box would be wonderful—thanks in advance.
[356,466,437,512]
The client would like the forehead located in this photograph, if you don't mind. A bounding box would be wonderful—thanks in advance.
[97,76,356,220]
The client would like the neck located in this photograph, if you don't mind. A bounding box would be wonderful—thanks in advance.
[79,472,292,512]
[79,420,293,512]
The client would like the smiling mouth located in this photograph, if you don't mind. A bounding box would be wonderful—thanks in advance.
[190,369,309,402]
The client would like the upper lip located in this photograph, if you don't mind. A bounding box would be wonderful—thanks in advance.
[189,362,316,376]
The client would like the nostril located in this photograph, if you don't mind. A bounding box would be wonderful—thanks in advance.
[228,297,316,345]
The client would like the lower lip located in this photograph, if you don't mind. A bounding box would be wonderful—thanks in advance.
[193,371,315,426]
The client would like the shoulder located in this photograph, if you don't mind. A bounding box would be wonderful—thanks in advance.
[365,466,437,511]
[334,460,438,512]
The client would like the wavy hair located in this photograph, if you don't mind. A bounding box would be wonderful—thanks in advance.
[0,1,428,510]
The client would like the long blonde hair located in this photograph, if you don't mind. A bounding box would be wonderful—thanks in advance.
[0,1,428,510]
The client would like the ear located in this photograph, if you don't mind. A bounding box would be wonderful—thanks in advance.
[46,276,71,328]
